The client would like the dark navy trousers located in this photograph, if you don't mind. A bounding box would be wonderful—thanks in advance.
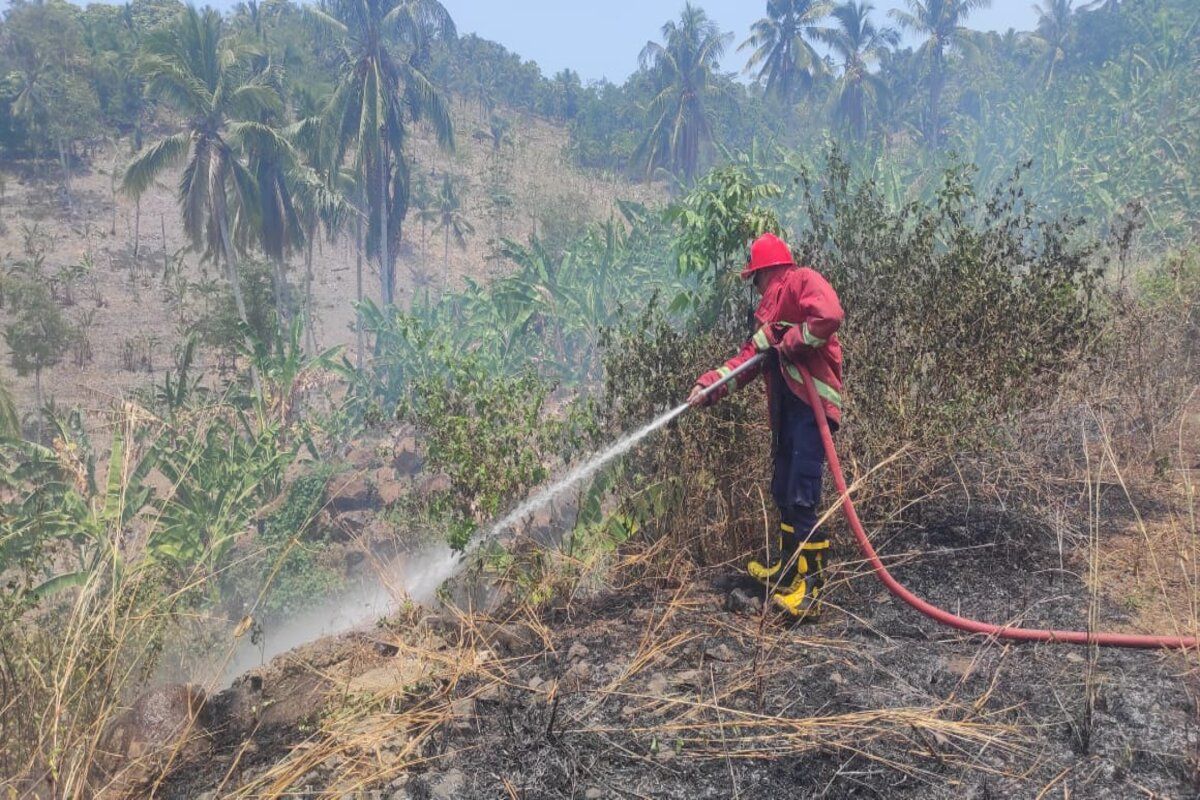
[770,368,828,542]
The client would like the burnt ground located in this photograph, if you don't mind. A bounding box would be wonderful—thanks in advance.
[151,497,1200,800]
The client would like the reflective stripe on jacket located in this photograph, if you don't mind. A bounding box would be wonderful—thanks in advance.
[697,265,844,425]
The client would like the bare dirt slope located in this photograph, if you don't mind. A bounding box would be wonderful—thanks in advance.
[0,103,659,418]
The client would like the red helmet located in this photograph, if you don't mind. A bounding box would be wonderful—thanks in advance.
[740,232,794,280]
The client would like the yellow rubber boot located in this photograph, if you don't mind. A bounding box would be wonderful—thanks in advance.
[771,540,829,620]
[747,524,793,584]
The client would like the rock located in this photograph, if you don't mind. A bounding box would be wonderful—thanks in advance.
[528,675,546,691]
[476,682,506,703]
[944,656,976,678]
[392,435,425,476]
[481,621,531,652]
[105,684,210,761]
[830,671,845,686]
[646,673,669,695]
[567,641,590,661]
[705,643,737,662]
[344,442,377,470]
[431,767,465,800]
[328,472,377,512]
[334,510,372,537]
[375,466,408,506]
[725,588,762,614]
[402,775,430,800]
[98,684,212,795]
[563,661,592,691]
[672,669,702,688]
[449,697,475,730]
[347,656,434,695]
[585,789,604,799]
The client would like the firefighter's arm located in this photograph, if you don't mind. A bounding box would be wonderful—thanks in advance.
[777,269,843,359]
[690,339,765,406]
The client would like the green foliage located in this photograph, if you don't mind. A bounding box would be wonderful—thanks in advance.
[3,0,100,162]
[668,163,782,309]
[150,409,294,580]
[191,258,282,355]
[2,277,73,406]
[635,4,732,184]
[403,351,598,549]
[311,0,455,306]
[0,408,156,600]
[597,304,767,565]
[0,369,16,438]
[594,151,1104,566]
[794,149,1102,462]
[740,0,830,104]
[251,468,340,618]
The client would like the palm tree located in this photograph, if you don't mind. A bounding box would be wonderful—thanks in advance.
[890,0,991,149]
[307,0,455,308]
[292,168,353,354]
[239,69,306,327]
[434,173,473,265]
[1031,0,1075,88]
[121,6,281,392]
[740,0,832,104]
[636,3,731,184]
[821,2,899,138]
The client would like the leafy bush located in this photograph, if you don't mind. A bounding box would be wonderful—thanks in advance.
[249,469,340,619]
[404,351,599,550]
[791,151,1102,471]
[596,152,1105,564]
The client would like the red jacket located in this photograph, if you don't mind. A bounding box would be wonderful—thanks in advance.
[697,265,844,426]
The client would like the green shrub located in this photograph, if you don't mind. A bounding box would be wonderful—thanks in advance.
[791,151,1102,472]
[252,469,340,619]
[597,153,1105,564]
[404,351,599,550]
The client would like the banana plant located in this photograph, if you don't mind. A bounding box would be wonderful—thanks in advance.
[0,407,156,599]
[236,317,342,430]
[150,411,292,580]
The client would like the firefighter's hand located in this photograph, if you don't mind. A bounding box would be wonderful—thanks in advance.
[688,383,708,407]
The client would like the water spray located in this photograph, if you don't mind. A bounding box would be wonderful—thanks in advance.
[419,353,770,590]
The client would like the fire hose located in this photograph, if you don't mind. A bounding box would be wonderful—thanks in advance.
[700,352,1198,650]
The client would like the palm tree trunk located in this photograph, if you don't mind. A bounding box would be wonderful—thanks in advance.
[34,366,42,442]
[304,238,317,355]
[929,49,944,150]
[272,254,289,330]
[378,141,392,307]
[57,139,72,213]
[109,146,118,237]
[133,197,141,259]
[420,216,427,276]
[215,200,262,397]
[355,215,364,371]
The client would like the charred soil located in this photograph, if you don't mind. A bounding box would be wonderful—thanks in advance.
[156,501,1200,799]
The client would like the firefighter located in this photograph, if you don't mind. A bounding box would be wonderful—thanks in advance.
[688,232,844,619]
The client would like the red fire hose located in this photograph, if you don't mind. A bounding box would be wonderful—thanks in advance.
[793,363,1198,651]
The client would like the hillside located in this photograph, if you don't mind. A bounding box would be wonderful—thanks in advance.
[1,1,1198,798]
[0,100,660,417]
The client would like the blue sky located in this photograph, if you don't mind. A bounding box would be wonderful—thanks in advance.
[439,1,1041,84]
